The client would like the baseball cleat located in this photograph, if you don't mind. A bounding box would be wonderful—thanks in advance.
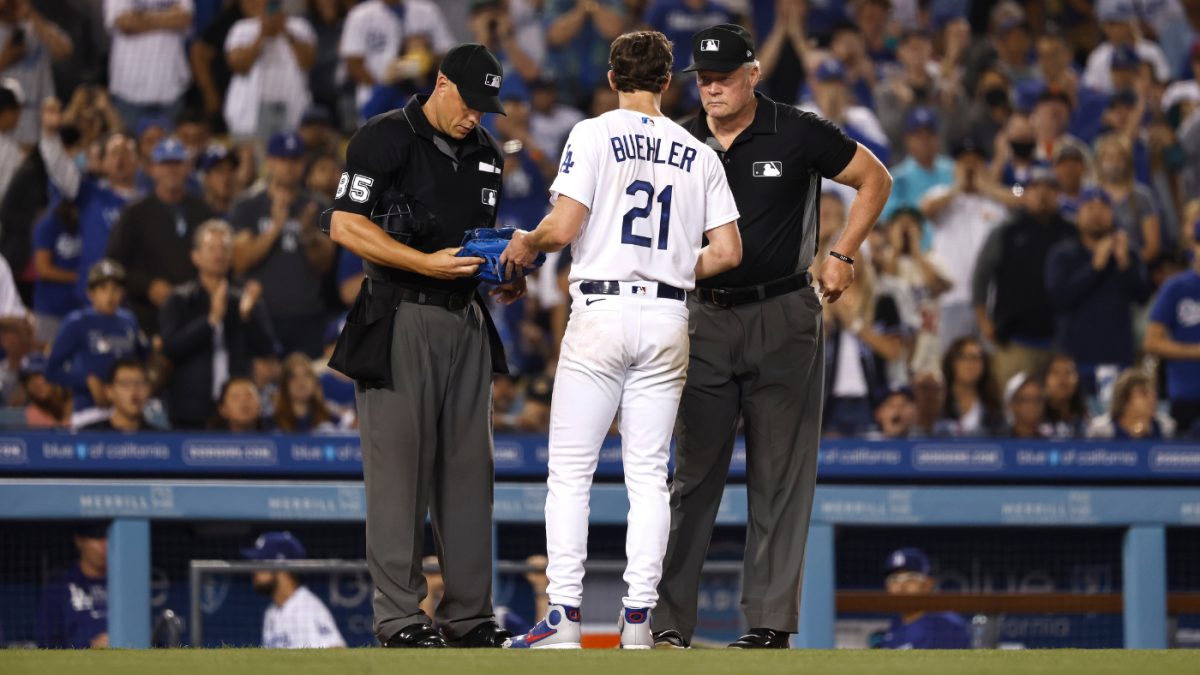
[653,629,690,649]
[502,604,582,649]
[618,607,654,649]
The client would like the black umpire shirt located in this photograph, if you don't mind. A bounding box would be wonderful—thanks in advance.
[332,95,506,293]
[685,92,858,289]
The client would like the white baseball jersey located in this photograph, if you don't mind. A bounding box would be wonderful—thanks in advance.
[104,0,193,105]
[339,0,455,111]
[550,109,740,291]
[262,586,346,649]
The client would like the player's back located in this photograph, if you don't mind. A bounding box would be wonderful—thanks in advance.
[553,109,736,291]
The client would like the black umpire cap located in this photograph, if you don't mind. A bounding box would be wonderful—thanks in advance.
[440,43,507,116]
[683,24,757,73]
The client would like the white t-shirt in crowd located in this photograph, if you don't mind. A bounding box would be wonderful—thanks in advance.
[531,104,586,159]
[104,0,193,105]
[549,109,740,292]
[338,0,454,110]
[1081,40,1171,94]
[0,20,55,143]
[832,330,870,398]
[923,185,1008,307]
[223,17,317,137]
[262,586,346,649]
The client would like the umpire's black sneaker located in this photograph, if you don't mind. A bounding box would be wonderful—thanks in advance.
[449,621,513,648]
[728,628,791,649]
[383,623,446,648]
[653,629,690,649]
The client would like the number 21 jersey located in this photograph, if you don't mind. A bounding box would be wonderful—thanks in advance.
[550,109,740,291]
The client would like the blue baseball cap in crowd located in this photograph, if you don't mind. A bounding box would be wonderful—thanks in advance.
[267,131,306,159]
[300,105,333,128]
[905,106,939,133]
[199,145,239,172]
[875,384,915,405]
[815,59,847,82]
[241,531,307,560]
[1079,186,1112,206]
[1111,44,1141,71]
[135,115,174,141]
[19,352,46,379]
[886,547,931,575]
[1108,88,1138,109]
[151,137,189,163]
[1100,2,1136,22]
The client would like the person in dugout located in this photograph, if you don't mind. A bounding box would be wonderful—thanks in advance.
[874,547,970,649]
[35,522,109,648]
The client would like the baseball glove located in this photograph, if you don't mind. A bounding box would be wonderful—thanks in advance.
[456,227,546,285]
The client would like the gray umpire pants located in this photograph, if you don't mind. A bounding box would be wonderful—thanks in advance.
[653,286,824,640]
[357,300,496,643]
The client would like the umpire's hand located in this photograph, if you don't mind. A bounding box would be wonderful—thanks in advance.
[422,248,485,279]
[817,254,855,304]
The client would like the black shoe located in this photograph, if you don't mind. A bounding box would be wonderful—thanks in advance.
[449,621,514,648]
[728,628,791,649]
[653,629,690,649]
[382,623,446,648]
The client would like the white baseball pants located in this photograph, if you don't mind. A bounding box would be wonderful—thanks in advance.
[545,281,690,610]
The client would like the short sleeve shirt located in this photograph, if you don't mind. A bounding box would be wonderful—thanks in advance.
[550,109,739,291]
[262,586,346,648]
[685,93,857,288]
[1149,269,1200,401]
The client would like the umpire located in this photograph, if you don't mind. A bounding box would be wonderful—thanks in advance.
[652,25,892,649]
[328,43,526,649]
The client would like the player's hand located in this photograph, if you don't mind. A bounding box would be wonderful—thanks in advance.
[817,254,855,304]
[489,276,527,305]
[90,632,109,649]
[423,248,484,279]
[498,230,539,281]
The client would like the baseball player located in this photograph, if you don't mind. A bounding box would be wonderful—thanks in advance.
[242,531,347,649]
[500,31,742,650]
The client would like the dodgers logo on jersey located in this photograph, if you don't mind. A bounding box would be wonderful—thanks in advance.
[482,188,497,206]
[701,39,719,51]
[753,161,783,177]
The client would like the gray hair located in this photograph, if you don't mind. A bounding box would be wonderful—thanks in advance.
[194,219,234,250]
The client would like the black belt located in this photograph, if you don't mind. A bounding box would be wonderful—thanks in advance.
[695,271,812,308]
[579,280,686,301]
[369,278,475,311]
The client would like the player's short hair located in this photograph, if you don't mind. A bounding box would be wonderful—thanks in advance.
[609,31,673,94]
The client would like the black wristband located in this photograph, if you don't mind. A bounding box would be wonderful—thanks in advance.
[829,251,854,265]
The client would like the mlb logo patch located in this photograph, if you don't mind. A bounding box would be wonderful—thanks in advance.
[482,188,497,206]
[641,117,655,126]
[484,74,502,88]
[633,286,648,295]
[752,161,783,177]
[701,39,720,52]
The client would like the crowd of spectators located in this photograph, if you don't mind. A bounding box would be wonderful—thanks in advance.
[1,0,1200,439]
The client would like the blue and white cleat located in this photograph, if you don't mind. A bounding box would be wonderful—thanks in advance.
[618,607,653,649]
[503,604,582,649]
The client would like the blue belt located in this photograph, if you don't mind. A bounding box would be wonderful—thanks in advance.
[579,281,686,301]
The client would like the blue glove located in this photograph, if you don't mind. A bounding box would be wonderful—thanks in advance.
[456,227,546,284]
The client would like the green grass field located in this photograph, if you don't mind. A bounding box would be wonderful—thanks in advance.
[1,649,1196,675]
